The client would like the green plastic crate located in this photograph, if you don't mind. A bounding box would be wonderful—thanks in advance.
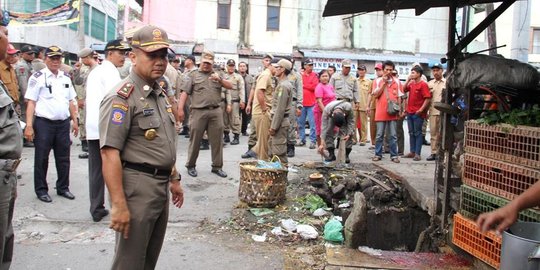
[459,184,540,222]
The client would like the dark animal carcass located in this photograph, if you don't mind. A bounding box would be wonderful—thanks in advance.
[447,54,540,103]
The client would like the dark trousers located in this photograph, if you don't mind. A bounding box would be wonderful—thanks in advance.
[241,108,251,134]
[33,117,71,196]
[88,140,106,217]
[0,170,16,269]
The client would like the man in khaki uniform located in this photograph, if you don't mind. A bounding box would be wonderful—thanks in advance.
[177,55,197,137]
[239,61,254,136]
[355,65,372,146]
[221,77,232,143]
[15,45,35,147]
[0,44,20,107]
[224,59,245,145]
[178,50,232,178]
[269,59,293,164]
[286,59,303,157]
[0,12,24,269]
[318,100,355,163]
[243,57,277,160]
[329,59,359,140]
[242,54,273,158]
[426,63,445,161]
[99,25,184,270]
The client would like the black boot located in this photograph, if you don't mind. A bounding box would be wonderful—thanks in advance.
[241,145,257,159]
[200,139,209,150]
[287,144,295,157]
[81,140,89,152]
[223,132,230,143]
[325,147,336,162]
[231,134,240,145]
[345,148,352,164]
[423,135,431,146]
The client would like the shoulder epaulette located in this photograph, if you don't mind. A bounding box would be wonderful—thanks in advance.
[116,82,134,99]
[64,71,71,78]
[33,71,42,78]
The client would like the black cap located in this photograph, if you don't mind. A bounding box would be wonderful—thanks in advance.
[411,65,424,74]
[333,111,346,127]
[185,55,196,63]
[21,45,34,54]
[105,39,131,51]
[358,65,367,70]
[167,52,176,62]
[270,57,281,65]
[226,59,235,66]
[431,63,443,69]
[304,59,313,65]
[45,46,63,57]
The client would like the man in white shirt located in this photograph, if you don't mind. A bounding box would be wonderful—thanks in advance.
[86,39,130,221]
[24,46,79,203]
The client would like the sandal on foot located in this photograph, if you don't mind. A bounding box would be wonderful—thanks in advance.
[391,158,400,163]
[372,156,382,161]
[413,155,421,161]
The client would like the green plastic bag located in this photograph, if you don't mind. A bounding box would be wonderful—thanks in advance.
[324,219,344,243]
[304,194,327,212]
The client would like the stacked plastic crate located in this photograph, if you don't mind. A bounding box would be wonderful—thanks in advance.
[452,120,540,269]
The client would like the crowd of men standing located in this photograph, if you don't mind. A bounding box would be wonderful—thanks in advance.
[0,9,448,266]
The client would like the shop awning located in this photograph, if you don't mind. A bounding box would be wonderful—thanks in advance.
[302,49,431,64]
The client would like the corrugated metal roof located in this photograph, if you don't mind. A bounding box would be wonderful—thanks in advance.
[169,44,194,55]
[323,0,505,17]
[302,50,432,64]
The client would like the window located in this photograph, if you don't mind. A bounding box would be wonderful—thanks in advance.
[41,0,67,9]
[107,17,117,40]
[267,0,280,31]
[91,8,106,41]
[217,0,231,29]
[532,28,540,54]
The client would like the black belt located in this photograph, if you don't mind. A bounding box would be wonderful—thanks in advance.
[221,98,226,102]
[123,161,171,177]
[232,99,241,103]
[194,105,220,110]
[36,116,69,123]
[337,98,351,102]
[271,114,289,118]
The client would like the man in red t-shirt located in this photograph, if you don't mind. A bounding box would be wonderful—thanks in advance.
[297,59,319,149]
[402,66,431,161]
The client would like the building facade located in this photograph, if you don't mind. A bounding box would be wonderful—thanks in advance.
[6,0,118,55]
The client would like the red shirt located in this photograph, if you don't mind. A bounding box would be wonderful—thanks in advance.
[373,77,403,122]
[404,80,431,118]
[302,71,319,106]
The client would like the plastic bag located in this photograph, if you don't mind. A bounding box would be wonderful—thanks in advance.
[323,219,344,243]
[256,156,284,170]
[304,194,327,212]
[297,224,319,240]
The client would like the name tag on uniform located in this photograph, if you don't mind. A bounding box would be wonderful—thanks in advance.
[143,108,154,116]
[64,84,69,88]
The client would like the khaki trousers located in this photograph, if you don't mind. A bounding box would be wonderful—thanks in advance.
[111,169,169,270]
[358,110,368,143]
[221,102,230,133]
[269,119,289,164]
[228,102,242,134]
[252,113,271,160]
[248,117,257,146]
[287,102,297,145]
[429,115,441,154]
[186,108,224,169]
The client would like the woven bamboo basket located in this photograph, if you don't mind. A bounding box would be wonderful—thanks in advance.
[238,160,288,208]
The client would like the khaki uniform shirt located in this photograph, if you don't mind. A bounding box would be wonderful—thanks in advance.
[241,73,254,103]
[176,66,198,95]
[330,72,359,102]
[252,69,274,115]
[181,69,224,109]
[270,79,293,131]
[32,59,46,72]
[356,77,372,111]
[0,61,20,104]
[72,65,95,100]
[321,100,354,141]
[14,59,33,97]
[428,78,446,116]
[99,72,178,171]
[287,71,303,109]
[0,81,23,159]
[225,72,245,103]
[164,64,179,92]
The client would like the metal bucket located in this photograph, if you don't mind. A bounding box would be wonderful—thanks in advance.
[501,222,540,270]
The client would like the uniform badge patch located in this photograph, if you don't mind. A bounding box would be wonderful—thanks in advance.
[33,71,42,78]
[111,108,126,125]
[116,83,134,99]
[112,103,128,111]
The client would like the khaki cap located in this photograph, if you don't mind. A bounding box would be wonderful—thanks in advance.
[131,25,169,53]
[277,59,292,71]
[341,59,352,67]
[78,48,93,58]
[201,50,215,64]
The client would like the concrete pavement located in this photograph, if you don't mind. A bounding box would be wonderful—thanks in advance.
[11,124,436,269]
